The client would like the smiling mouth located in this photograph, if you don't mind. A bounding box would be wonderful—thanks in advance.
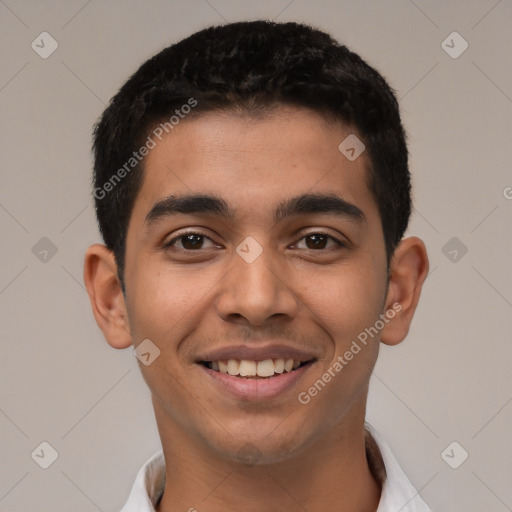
[200,358,315,378]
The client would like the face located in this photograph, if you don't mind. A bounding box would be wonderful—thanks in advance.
[121,106,391,463]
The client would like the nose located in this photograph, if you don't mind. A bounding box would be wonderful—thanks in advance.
[215,248,298,327]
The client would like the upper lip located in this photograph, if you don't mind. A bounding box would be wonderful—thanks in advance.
[196,344,319,363]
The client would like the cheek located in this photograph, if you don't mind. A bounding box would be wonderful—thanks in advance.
[305,263,386,347]
[125,265,219,426]
[295,266,384,430]
[126,261,221,347]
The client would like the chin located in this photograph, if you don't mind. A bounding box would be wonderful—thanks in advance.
[205,425,313,466]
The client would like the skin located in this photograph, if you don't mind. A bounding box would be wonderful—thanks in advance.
[84,106,429,512]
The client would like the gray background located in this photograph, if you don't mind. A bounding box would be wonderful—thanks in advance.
[1,1,511,511]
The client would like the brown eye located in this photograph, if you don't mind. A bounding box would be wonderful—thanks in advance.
[305,234,328,249]
[294,233,342,250]
[180,234,205,250]
[165,232,217,251]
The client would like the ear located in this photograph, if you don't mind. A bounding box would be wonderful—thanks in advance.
[83,244,132,349]
[380,236,429,346]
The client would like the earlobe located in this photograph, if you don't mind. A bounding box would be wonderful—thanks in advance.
[380,236,429,346]
[83,244,132,349]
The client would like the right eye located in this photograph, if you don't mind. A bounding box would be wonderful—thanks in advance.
[163,231,220,251]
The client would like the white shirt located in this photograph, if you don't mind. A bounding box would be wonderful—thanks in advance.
[120,425,431,512]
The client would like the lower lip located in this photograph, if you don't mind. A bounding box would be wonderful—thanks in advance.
[199,362,315,401]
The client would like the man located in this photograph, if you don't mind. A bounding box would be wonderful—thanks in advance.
[84,20,430,511]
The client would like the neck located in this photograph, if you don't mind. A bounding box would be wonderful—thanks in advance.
[154,405,382,512]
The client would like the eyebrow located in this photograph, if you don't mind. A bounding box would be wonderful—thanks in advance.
[144,192,366,227]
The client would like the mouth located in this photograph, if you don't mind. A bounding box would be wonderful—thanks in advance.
[200,358,315,378]
[195,345,319,400]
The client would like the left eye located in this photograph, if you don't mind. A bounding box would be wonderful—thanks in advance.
[293,233,342,250]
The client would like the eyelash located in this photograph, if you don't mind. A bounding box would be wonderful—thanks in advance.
[163,230,345,252]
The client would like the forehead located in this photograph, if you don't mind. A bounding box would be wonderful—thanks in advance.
[131,106,378,225]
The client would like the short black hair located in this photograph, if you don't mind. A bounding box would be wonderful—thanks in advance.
[92,20,411,290]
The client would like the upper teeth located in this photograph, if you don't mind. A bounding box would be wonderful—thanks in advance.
[210,358,302,377]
